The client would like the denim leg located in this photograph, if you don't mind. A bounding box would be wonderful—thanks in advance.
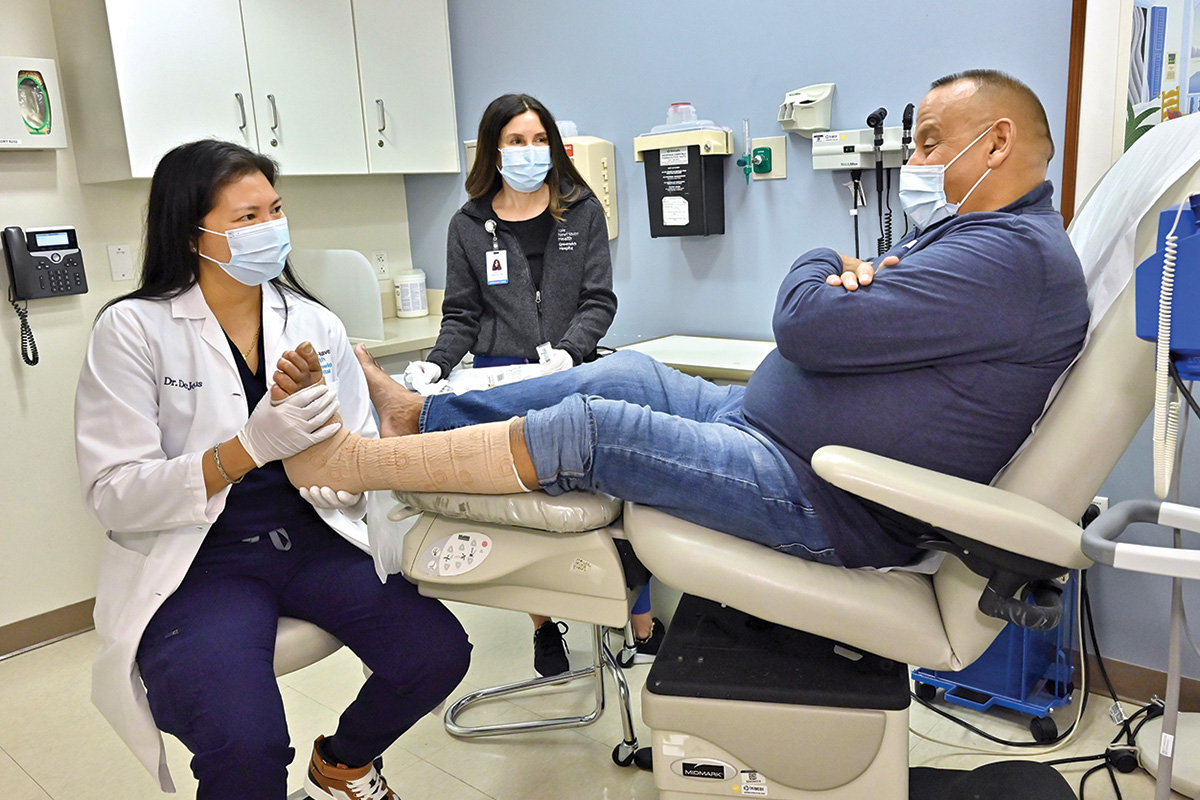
[137,574,291,800]
[524,394,842,565]
[279,535,472,768]
[421,350,742,431]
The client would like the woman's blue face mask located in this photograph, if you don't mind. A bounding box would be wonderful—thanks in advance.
[498,145,552,193]
[197,217,291,286]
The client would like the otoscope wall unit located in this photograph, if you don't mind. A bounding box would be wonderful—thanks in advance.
[811,126,905,171]
[0,57,67,150]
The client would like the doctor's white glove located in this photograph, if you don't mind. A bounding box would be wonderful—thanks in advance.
[237,383,341,467]
[541,348,574,374]
[404,360,442,387]
[300,485,367,520]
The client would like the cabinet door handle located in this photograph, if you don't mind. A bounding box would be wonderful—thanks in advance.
[376,98,386,133]
[235,92,247,131]
[268,94,279,133]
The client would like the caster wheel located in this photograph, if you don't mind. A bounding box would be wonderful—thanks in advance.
[612,742,637,767]
[634,747,653,771]
[617,649,636,669]
[1031,715,1058,743]
[914,682,937,702]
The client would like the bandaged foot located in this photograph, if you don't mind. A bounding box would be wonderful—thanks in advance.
[277,343,534,494]
[283,418,531,494]
[354,344,422,437]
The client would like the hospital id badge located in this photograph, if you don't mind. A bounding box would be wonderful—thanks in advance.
[486,249,508,285]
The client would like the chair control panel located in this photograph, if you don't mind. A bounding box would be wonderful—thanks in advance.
[417,532,493,577]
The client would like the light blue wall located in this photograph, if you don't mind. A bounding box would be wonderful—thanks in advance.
[407,2,1200,682]
[407,0,1072,348]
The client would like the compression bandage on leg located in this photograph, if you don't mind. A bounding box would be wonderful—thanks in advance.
[283,416,531,495]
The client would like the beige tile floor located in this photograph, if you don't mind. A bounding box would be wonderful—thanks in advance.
[0,600,1187,800]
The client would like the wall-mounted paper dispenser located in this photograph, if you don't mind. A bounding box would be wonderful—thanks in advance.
[778,83,835,138]
[0,57,67,150]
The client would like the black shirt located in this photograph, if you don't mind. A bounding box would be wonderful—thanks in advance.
[505,208,555,290]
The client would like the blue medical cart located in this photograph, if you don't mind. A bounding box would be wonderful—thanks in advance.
[911,572,1077,743]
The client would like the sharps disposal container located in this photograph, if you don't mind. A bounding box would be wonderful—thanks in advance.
[393,269,428,318]
[634,104,733,237]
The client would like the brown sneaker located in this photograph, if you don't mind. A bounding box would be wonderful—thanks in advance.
[304,735,399,800]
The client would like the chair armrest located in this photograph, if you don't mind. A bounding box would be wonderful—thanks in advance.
[811,446,1091,570]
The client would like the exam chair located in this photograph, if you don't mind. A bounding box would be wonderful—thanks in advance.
[379,167,1198,795]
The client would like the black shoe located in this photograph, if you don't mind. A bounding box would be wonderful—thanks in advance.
[533,620,570,677]
[633,618,666,665]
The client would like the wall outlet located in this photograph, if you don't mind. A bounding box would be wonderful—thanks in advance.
[371,250,389,277]
[1092,496,1109,514]
[107,244,134,281]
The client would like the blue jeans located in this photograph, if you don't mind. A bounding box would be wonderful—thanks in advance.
[421,350,840,564]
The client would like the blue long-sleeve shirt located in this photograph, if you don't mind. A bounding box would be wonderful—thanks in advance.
[741,182,1089,567]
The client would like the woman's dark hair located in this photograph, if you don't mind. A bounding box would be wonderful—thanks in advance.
[464,94,590,221]
[100,138,320,317]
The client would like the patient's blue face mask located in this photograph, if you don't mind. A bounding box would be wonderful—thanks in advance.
[197,217,291,286]
[899,124,995,231]
[498,145,552,194]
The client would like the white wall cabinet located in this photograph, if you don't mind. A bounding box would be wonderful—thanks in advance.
[354,0,460,173]
[241,0,368,175]
[50,0,457,181]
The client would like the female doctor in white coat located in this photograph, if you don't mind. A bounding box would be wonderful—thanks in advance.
[74,139,470,800]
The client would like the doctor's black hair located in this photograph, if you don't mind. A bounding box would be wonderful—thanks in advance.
[98,139,322,320]
[464,93,590,221]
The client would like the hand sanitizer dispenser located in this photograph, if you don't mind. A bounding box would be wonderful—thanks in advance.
[634,104,732,237]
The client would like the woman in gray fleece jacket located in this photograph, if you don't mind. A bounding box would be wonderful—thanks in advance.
[413,94,650,679]
[418,93,617,383]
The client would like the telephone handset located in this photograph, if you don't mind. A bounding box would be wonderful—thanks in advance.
[3,225,88,366]
[3,225,87,300]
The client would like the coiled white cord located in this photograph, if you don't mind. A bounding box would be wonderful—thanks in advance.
[1153,201,1186,498]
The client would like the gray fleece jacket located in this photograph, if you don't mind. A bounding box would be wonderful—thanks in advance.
[426,187,617,379]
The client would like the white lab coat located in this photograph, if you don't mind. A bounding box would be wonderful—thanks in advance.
[74,282,378,792]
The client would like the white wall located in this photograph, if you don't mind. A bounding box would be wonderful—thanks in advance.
[0,1,415,630]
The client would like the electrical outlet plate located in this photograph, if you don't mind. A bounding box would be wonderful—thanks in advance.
[371,250,388,277]
[1092,496,1109,514]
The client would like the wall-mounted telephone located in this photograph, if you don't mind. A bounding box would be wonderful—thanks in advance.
[3,225,88,366]
[4,225,88,300]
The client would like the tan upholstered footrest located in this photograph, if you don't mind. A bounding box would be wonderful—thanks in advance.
[392,490,622,533]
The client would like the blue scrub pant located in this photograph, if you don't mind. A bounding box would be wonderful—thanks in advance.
[420,350,839,564]
[137,523,471,800]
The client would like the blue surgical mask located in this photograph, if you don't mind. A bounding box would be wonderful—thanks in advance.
[498,145,552,193]
[197,217,292,286]
[899,124,994,231]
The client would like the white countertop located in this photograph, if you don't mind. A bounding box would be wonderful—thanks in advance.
[351,314,443,358]
[618,335,774,382]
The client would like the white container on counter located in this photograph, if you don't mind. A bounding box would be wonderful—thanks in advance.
[394,269,429,318]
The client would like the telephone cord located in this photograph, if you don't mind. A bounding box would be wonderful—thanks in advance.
[9,293,38,366]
